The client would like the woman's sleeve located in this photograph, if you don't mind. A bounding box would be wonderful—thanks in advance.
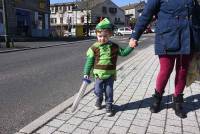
[131,0,160,40]
[83,48,95,75]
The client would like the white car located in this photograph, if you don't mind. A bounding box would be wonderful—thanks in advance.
[63,31,72,37]
[116,27,132,36]
[90,30,96,36]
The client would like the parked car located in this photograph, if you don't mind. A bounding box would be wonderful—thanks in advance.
[151,25,155,33]
[144,26,152,34]
[90,30,96,36]
[63,31,72,37]
[116,27,132,36]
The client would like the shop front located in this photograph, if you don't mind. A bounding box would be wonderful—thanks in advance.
[16,9,31,36]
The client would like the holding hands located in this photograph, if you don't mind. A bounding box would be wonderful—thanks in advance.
[129,38,138,48]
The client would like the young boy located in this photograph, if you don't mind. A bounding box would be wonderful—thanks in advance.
[83,18,135,116]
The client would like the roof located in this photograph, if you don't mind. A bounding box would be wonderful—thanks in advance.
[50,2,74,7]
[121,1,145,10]
[77,0,107,10]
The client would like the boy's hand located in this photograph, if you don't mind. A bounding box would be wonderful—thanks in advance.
[129,38,138,48]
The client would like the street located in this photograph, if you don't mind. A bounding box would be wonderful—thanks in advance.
[0,34,154,134]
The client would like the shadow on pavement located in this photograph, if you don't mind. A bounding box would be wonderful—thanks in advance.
[114,93,200,116]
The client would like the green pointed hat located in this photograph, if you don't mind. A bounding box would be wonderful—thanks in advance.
[96,18,113,30]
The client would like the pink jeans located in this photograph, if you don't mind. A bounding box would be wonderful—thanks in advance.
[156,55,191,96]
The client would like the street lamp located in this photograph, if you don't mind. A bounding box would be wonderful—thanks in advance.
[2,0,10,48]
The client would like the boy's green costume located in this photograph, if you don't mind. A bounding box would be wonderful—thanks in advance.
[84,18,133,80]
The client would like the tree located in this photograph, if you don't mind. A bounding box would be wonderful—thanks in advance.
[129,18,137,29]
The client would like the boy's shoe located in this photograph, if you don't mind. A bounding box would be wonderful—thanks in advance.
[106,104,114,117]
[94,99,102,110]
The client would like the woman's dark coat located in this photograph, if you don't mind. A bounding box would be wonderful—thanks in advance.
[131,0,200,55]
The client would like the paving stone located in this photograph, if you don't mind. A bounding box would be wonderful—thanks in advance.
[86,115,103,123]
[91,109,106,115]
[80,106,94,113]
[103,114,119,121]
[86,100,96,107]
[129,125,147,134]
[182,118,199,127]
[149,118,165,127]
[110,126,128,134]
[79,121,97,130]
[183,125,200,134]
[137,108,151,114]
[56,113,72,121]
[165,125,182,133]
[147,125,164,134]
[135,113,151,120]
[166,118,181,127]
[66,117,83,125]
[123,109,137,115]
[46,119,65,128]
[53,131,68,134]
[167,113,181,121]
[119,112,134,121]
[91,126,110,134]
[80,99,91,105]
[58,123,77,133]
[36,125,57,134]
[73,128,90,134]
[132,118,149,127]
[115,118,132,127]
[98,120,115,128]
[74,111,90,119]
[151,113,166,121]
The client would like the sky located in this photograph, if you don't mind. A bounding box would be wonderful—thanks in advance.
[50,0,142,7]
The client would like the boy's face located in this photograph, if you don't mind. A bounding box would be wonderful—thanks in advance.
[96,30,112,44]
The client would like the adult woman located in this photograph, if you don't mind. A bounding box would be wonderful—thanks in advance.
[129,0,200,118]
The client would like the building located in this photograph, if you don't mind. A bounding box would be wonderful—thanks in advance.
[50,0,125,37]
[50,2,76,37]
[0,0,50,37]
[92,0,125,28]
[121,1,145,26]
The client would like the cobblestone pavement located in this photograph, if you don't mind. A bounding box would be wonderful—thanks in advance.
[17,45,200,134]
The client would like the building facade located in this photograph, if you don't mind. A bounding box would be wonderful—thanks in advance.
[0,0,50,37]
[90,0,125,28]
[121,1,145,26]
[50,0,125,37]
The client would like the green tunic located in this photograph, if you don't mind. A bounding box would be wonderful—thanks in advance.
[83,41,133,79]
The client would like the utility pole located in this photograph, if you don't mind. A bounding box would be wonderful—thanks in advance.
[2,0,10,48]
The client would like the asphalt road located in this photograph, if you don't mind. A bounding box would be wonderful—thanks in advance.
[0,34,154,134]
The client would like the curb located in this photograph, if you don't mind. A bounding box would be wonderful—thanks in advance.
[0,39,96,53]
[17,52,136,134]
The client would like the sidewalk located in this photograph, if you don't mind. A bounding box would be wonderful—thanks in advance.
[16,45,200,134]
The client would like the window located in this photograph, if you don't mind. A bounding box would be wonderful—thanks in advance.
[63,6,66,12]
[115,18,117,22]
[59,6,63,12]
[102,6,107,14]
[50,18,57,24]
[60,17,63,24]
[81,16,84,23]
[51,7,55,13]
[68,6,71,11]
[55,6,58,12]
[109,8,117,14]
[118,18,120,22]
